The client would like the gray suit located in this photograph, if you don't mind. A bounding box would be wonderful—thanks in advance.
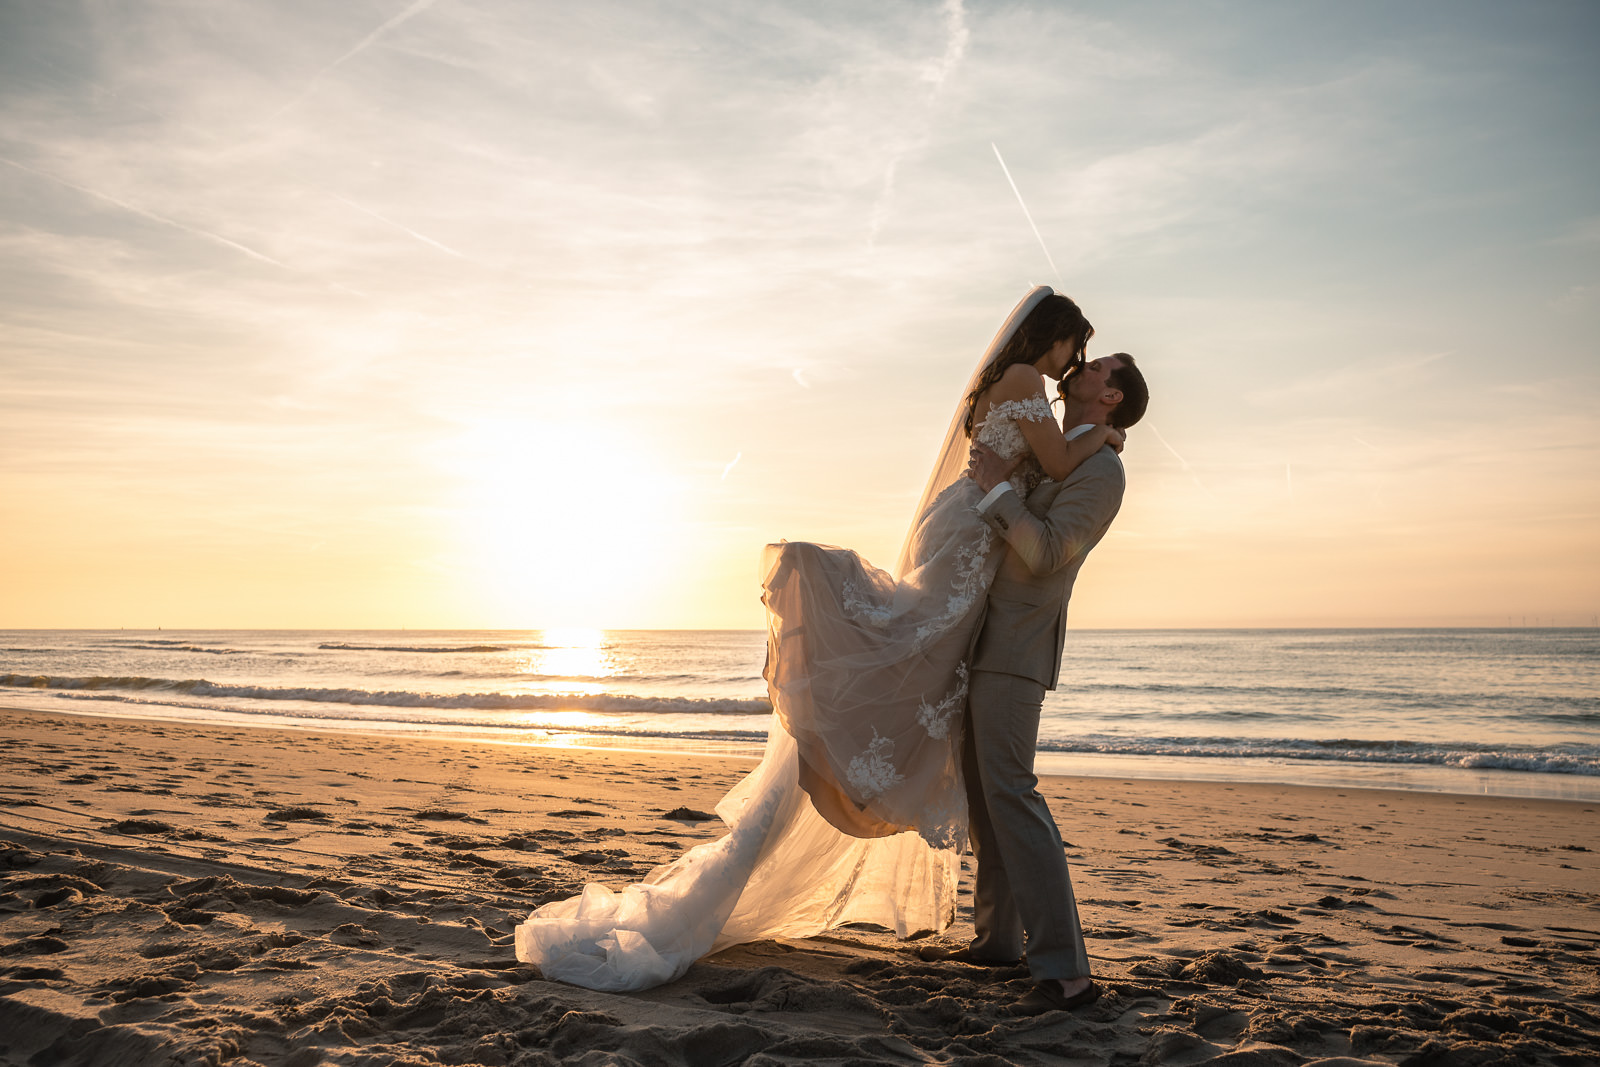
[963,444,1125,979]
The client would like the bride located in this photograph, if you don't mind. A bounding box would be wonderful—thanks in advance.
[514,285,1116,991]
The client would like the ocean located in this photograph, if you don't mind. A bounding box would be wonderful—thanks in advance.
[3,628,1597,801]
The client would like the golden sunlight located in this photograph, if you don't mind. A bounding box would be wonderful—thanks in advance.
[517,627,613,691]
[441,420,685,628]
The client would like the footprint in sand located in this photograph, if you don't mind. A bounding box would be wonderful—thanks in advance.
[265,807,332,823]
[413,809,486,824]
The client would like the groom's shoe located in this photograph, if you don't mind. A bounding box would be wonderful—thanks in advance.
[1010,979,1101,1016]
[913,944,1022,968]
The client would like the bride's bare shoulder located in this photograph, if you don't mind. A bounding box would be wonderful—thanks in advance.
[985,363,1047,401]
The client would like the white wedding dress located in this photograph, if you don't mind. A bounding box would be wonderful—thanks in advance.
[513,287,1060,991]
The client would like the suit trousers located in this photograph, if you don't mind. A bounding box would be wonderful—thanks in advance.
[962,669,1090,981]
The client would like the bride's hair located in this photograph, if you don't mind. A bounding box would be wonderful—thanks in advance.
[962,293,1094,437]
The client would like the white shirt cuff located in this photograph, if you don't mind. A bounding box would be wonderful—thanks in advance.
[977,480,1015,513]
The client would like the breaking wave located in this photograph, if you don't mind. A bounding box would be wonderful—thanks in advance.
[0,674,770,716]
[1034,736,1600,776]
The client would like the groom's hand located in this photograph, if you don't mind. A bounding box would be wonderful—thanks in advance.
[967,442,1021,493]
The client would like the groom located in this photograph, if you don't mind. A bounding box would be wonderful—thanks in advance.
[927,353,1147,1014]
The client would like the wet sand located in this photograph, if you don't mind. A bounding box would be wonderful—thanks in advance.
[2,706,1597,1066]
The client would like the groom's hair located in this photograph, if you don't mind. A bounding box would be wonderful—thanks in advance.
[1106,354,1148,430]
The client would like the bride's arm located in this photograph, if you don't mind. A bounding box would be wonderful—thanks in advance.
[986,365,1116,481]
[1021,418,1116,481]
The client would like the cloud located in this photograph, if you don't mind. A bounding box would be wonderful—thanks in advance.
[2,0,1596,626]
[867,0,969,240]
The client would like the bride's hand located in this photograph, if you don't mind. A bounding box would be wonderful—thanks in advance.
[967,442,1022,492]
[1106,427,1126,454]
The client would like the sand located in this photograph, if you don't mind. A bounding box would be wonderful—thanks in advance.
[1,706,1597,1067]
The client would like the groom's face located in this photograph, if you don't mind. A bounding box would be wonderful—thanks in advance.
[1065,356,1122,403]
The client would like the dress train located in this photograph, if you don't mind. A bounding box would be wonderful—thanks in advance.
[514,723,957,992]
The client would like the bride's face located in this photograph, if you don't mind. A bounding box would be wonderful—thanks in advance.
[1040,337,1081,379]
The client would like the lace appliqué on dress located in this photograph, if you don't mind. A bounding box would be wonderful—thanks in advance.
[915,662,969,741]
[974,395,1054,456]
[975,394,1053,500]
[917,795,965,851]
[841,576,892,627]
[913,531,993,649]
[846,731,906,800]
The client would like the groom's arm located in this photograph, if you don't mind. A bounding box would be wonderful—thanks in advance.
[974,451,1125,577]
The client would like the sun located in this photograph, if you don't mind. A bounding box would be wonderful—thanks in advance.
[441,418,685,627]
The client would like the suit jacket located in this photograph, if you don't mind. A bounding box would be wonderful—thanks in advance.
[969,446,1125,689]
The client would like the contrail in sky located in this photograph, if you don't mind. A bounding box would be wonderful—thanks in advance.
[991,142,1062,287]
[331,193,464,258]
[1145,422,1190,471]
[277,0,439,115]
[722,452,743,480]
[0,156,284,268]
[1146,422,1208,490]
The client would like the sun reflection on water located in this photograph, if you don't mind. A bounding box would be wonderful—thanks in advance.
[514,629,614,695]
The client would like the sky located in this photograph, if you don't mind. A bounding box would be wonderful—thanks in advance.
[2,0,1597,630]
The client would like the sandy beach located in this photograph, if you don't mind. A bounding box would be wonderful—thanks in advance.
[1,706,1597,1066]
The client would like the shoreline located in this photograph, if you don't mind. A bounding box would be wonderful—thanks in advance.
[2,706,1598,1065]
[8,698,1600,804]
